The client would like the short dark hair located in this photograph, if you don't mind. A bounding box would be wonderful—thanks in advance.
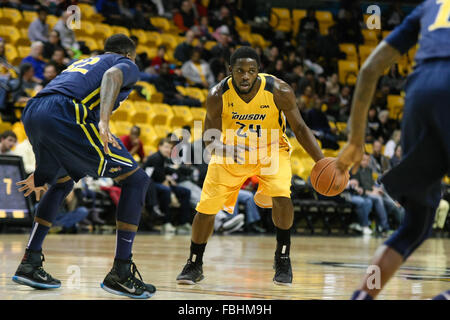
[131,125,141,136]
[19,63,33,77]
[230,46,260,67]
[158,137,173,146]
[104,34,136,55]
[1,130,17,141]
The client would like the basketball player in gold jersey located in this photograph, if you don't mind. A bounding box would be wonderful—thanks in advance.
[176,47,324,285]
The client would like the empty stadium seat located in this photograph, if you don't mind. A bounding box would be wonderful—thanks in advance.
[160,34,179,50]
[0,26,21,45]
[153,124,172,142]
[74,21,95,37]
[12,122,27,143]
[137,45,157,58]
[339,43,357,61]
[111,25,130,37]
[171,106,193,128]
[190,107,206,126]
[4,44,18,63]
[77,36,98,51]
[149,104,174,126]
[46,15,59,29]
[270,8,291,33]
[131,29,148,44]
[358,45,376,66]
[78,3,103,22]
[387,95,404,119]
[145,31,162,47]
[93,23,113,40]
[338,60,358,85]
[150,17,171,32]
[362,29,379,46]
[316,11,334,35]
[184,87,206,103]
[0,8,22,25]
[111,101,136,122]
[112,121,132,137]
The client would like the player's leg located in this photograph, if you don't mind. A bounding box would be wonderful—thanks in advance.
[256,150,293,285]
[176,163,245,284]
[13,175,74,289]
[100,167,157,299]
[272,196,294,286]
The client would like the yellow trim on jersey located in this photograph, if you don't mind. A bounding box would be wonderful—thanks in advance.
[89,98,101,110]
[81,87,100,105]
[90,124,133,164]
[73,100,105,176]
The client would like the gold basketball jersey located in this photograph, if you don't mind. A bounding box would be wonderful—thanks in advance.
[220,73,290,153]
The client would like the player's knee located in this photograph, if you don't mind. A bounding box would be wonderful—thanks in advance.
[195,212,216,222]
[385,201,436,259]
[120,168,150,203]
[54,179,74,196]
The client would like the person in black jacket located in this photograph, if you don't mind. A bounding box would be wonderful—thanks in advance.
[143,138,192,234]
[154,63,202,107]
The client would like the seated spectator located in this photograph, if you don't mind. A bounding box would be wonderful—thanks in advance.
[120,126,145,163]
[267,58,287,81]
[434,197,449,232]
[317,26,346,74]
[50,47,69,73]
[155,63,202,107]
[150,45,168,71]
[298,85,316,111]
[21,42,46,82]
[380,64,406,95]
[191,16,212,40]
[390,145,402,168]
[181,48,215,89]
[214,211,245,234]
[351,153,390,233]
[377,110,393,143]
[366,107,382,142]
[12,63,38,106]
[53,11,79,53]
[297,8,320,45]
[143,138,192,235]
[347,179,373,235]
[370,140,391,175]
[174,30,195,64]
[174,0,198,33]
[298,69,318,95]
[43,30,67,60]
[285,63,304,96]
[210,29,232,63]
[51,190,90,234]
[42,63,58,87]
[0,130,17,155]
[209,54,227,83]
[13,138,35,174]
[28,6,49,43]
[384,130,401,158]
[326,73,340,97]
[304,97,340,150]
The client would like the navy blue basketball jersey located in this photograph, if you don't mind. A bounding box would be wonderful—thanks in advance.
[385,0,450,65]
[36,53,139,117]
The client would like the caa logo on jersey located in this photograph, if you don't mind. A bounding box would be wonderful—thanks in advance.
[260,105,269,109]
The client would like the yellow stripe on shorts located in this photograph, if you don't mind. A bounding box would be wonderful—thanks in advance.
[73,100,105,176]
[90,124,133,164]
[81,87,100,105]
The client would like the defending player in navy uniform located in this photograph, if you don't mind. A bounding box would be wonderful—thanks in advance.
[12,34,156,299]
[336,0,450,300]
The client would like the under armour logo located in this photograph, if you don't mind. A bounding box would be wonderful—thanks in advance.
[228,102,234,107]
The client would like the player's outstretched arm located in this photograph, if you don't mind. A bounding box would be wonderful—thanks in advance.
[98,66,124,154]
[273,78,324,162]
[336,41,401,172]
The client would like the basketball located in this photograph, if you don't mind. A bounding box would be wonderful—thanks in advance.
[310,157,350,197]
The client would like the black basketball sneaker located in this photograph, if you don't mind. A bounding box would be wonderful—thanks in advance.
[176,259,204,285]
[273,255,293,286]
[12,249,61,289]
[101,256,156,299]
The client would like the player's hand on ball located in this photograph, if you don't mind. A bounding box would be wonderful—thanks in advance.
[16,173,48,201]
[99,120,121,154]
[336,142,364,175]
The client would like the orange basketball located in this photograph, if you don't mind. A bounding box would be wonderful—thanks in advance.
[310,157,350,197]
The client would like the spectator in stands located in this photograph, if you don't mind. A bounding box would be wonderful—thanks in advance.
[181,48,215,89]
[297,8,320,45]
[267,58,287,81]
[41,63,58,87]
[336,1,363,44]
[155,63,202,107]
[21,41,46,82]
[174,30,195,63]
[143,138,192,234]
[434,197,449,233]
[347,179,373,235]
[298,69,318,95]
[317,26,346,74]
[191,16,212,40]
[261,46,279,72]
[28,6,49,43]
[377,109,393,143]
[384,130,401,158]
[43,30,67,61]
[298,85,316,111]
[390,145,402,168]
[366,107,381,142]
[50,47,68,74]
[325,73,340,110]
[120,126,145,163]
[0,130,17,155]
[209,54,227,83]
[150,45,168,70]
[12,63,37,106]
[174,0,198,33]
[210,29,232,63]
[304,96,340,150]
[285,63,304,96]
[53,11,79,53]
[351,153,390,234]
[13,137,35,174]
[370,140,391,175]
[380,64,406,95]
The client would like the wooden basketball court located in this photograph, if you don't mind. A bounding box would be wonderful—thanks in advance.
[0,234,448,300]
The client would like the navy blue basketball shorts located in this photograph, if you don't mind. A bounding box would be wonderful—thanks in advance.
[381,58,450,208]
[22,94,138,187]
